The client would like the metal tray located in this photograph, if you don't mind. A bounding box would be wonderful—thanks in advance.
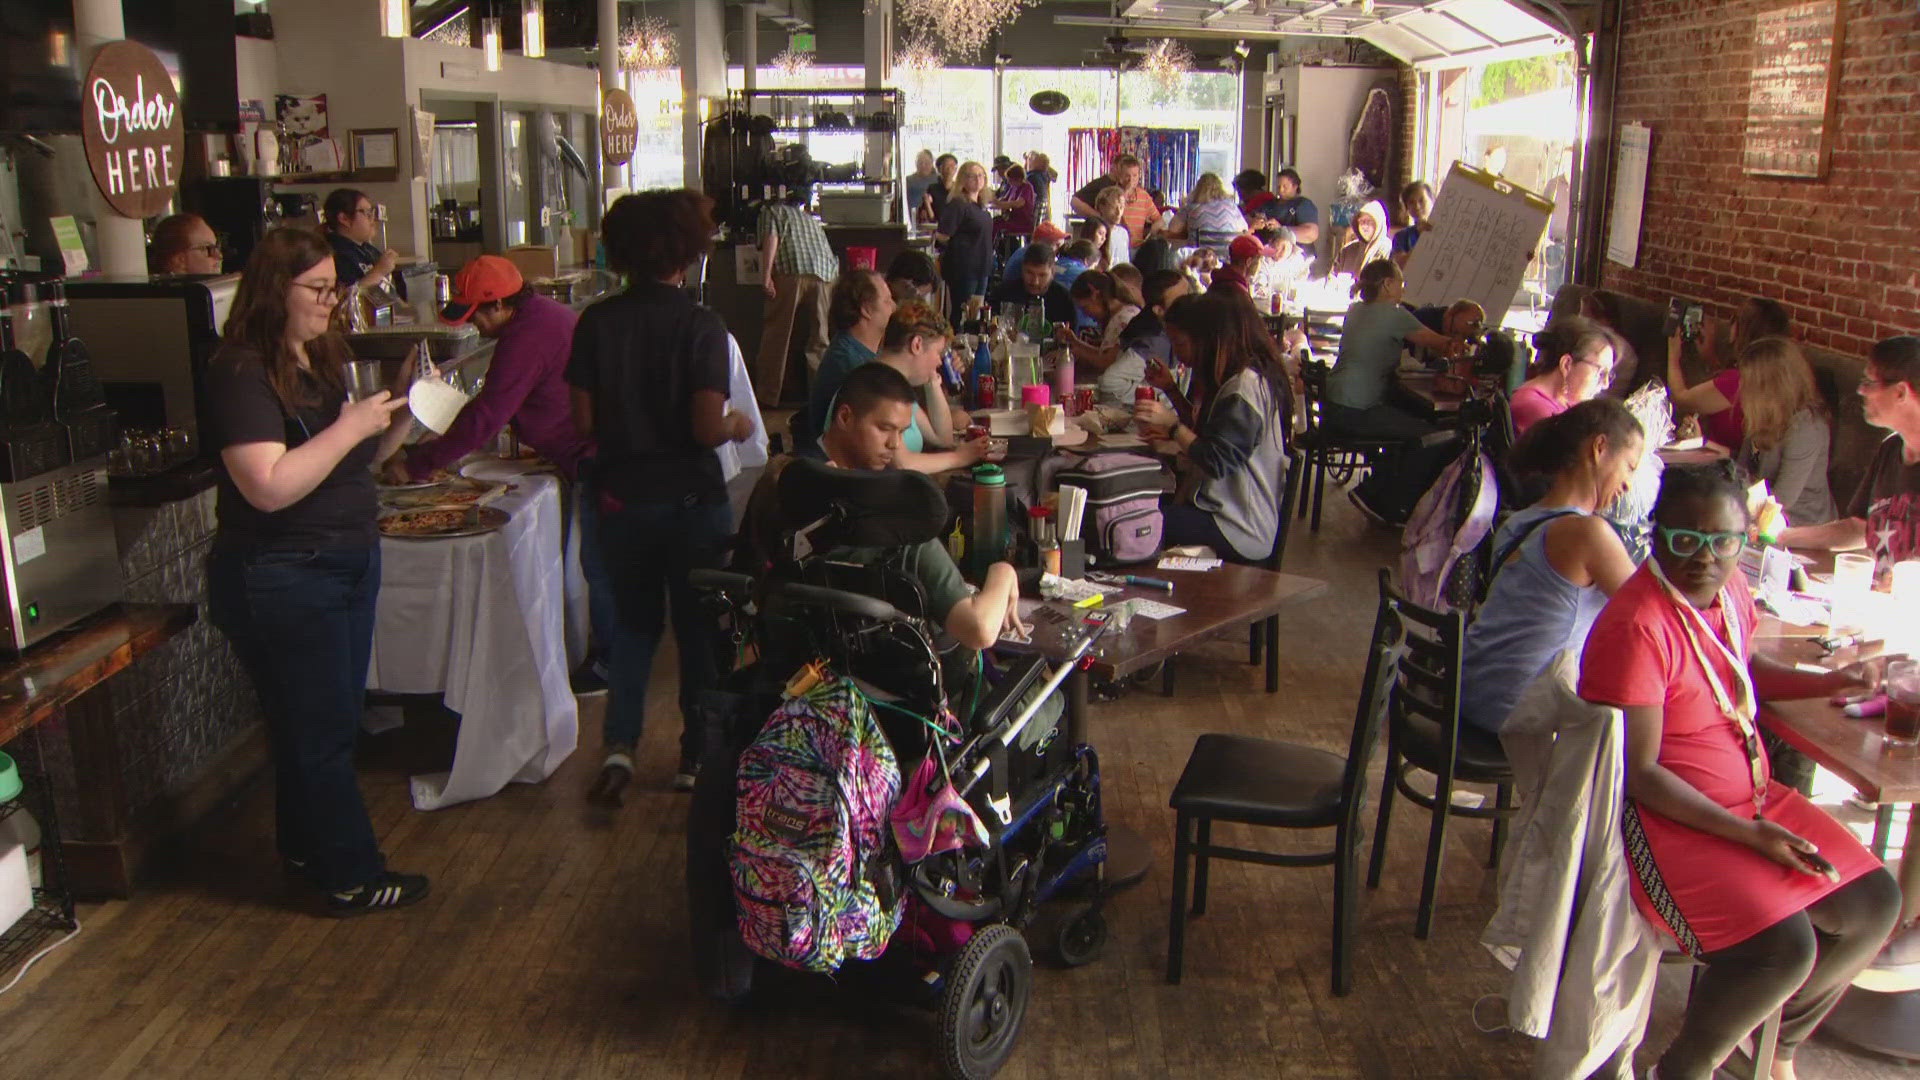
[378,506,508,540]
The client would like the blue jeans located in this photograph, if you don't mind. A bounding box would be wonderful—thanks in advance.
[597,491,733,761]
[1323,402,1454,523]
[207,544,385,892]
[574,468,617,666]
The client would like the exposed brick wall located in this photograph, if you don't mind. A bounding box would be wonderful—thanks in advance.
[1599,0,1920,357]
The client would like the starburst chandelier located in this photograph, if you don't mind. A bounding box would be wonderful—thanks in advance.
[772,47,814,77]
[895,0,1039,60]
[1138,38,1194,93]
[896,35,944,83]
[619,15,676,74]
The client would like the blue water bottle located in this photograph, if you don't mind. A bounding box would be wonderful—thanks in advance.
[972,339,994,409]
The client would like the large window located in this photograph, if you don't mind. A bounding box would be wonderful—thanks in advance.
[896,68,994,174]
[621,68,686,192]
[1119,71,1241,192]
[1001,69,1120,226]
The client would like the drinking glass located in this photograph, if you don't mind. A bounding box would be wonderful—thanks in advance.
[1884,659,1920,748]
[344,360,385,402]
[1829,553,1875,634]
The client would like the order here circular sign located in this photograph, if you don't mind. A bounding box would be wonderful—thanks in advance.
[603,88,638,167]
[81,40,185,220]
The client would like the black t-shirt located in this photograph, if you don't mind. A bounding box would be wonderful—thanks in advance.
[327,231,406,300]
[566,282,731,505]
[936,199,994,281]
[926,180,951,220]
[1073,175,1118,212]
[987,277,1076,325]
[1847,434,1920,577]
[202,349,379,550]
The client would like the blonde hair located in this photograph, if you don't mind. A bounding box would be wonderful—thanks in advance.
[1094,186,1125,221]
[1187,172,1228,205]
[957,161,990,205]
[1738,336,1822,452]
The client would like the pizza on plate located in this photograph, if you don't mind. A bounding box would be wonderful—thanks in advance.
[379,509,472,536]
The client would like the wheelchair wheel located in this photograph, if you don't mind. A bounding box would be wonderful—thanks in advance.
[939,923,1032,1080]
[1055,904,1107,968]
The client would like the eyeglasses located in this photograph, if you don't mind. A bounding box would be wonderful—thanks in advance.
[291,281,345,305]
[1658,526,1746,560]
[189,241,222,257]
[352,206,378,219]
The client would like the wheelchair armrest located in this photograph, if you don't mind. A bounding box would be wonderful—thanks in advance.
[971,653,1049,730]
[771,582,903,623]
[688,569,757,597]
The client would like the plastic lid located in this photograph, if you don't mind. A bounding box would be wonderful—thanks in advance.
[972,464,1005,485]
[1027,504,1050,519]
[0,750,19,805]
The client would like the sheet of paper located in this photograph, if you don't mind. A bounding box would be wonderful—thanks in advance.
[1128,598,1185,620]
[1041,577,1106,603]
[1607,123,1651,267]
[1158,556,1221,572]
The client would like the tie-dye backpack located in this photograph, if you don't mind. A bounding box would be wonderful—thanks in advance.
[731,678,903,973]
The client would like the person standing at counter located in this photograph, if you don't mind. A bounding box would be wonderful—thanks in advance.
[570,190,755,802]
[147,213,224,276]
[755,175,840,402]
[322,189,405,299]
[203,227,426,915]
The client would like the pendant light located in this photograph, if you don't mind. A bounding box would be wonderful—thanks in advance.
[522,0,546,59]
[482,12,503,71]
[379,0,407,38]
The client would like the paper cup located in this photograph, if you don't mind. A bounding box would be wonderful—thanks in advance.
[407,378,470,434]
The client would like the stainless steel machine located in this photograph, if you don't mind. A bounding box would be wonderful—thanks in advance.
[64,274,240,442]
[0,456,121,650]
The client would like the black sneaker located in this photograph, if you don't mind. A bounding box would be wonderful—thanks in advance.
[569,661,608,696]
[325,872,430,917]
[1348,488,1401,528]
[673,755,699,793]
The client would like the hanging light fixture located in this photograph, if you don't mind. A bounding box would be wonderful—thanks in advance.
[772,47,814,78]
[896,35,944,79]
[522,0,545,58]
[481,14,503,71]
[894,0,1039,60]
[1139,38,1193,93]
[619,13,678,74]
[379,0,407,38]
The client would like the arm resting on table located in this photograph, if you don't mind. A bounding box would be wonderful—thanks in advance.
[1780,517,1867,551]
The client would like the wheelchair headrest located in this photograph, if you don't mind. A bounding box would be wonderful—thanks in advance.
[775,457,951,552]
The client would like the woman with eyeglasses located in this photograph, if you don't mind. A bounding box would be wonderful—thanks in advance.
[147,213,224,276]
[203,227,427,915]
[1579,461,1898,1080]
[322,187,404,299]
[1509,316,1617,435]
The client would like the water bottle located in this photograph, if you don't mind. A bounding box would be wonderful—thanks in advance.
[971,464,1008,579]
[973,339,994,409]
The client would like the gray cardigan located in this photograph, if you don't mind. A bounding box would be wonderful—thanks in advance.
[1189,367,1290,561]
[1743,408,1836,527]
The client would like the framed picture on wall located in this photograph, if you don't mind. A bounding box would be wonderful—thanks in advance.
[1741,0,1843,179]
[350,128,402,180]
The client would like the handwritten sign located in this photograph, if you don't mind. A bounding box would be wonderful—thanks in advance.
[1401,161,1553,322]
[1742,1,1843,179]
[602,88,638,168]
[80,41,183,220]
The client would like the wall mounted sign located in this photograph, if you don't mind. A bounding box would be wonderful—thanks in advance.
[80,40,184,219]
[602,88,638,168]
[1742,0,1843,179]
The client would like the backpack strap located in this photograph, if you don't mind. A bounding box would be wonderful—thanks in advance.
[1487,508,1585,586]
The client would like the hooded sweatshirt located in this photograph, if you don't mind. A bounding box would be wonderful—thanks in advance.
[1332,200,1393,278]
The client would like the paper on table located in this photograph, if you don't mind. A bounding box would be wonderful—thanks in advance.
[1128,598,1185,620]
[1159,556,1222,571]
[1039,576,1105,603]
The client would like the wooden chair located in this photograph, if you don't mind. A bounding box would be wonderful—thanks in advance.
[1296,359,1400,532]
[1363,572,1516,940]
[1165,569,1401,995]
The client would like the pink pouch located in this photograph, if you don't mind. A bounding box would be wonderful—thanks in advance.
[890,755,989,863]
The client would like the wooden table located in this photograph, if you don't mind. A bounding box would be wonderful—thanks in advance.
[0,603,196,966]
[1755,612,1920,1060]
[1012,564,1329,885]
[1391,371,1469,421]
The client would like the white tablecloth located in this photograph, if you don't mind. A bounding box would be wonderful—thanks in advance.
[368,473,578,810]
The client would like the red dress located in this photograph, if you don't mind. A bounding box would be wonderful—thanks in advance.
[1578,565,1881,955]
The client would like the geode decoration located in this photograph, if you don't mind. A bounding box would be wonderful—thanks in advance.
[1348,85,1394,191]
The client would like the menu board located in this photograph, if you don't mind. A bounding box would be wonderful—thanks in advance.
[1401,161,1554,322]
[1742,0,1843,179]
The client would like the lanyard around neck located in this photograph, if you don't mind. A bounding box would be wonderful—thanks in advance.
[1647,560,1769,804]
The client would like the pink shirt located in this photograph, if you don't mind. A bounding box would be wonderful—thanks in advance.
[1509,383,1567,434]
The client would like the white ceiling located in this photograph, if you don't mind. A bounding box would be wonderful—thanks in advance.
[1048,0,1580,68]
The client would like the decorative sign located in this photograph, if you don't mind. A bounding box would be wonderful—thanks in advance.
[80,40,184,219]
[1742,0,1843,179]
[1401,161,1553,323]
[602,88,638,168]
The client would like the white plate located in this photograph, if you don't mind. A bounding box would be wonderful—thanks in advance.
[461,458,553,482]
[408,378,471,434]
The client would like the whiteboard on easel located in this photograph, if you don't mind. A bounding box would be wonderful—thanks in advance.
[1401,161,1554,322]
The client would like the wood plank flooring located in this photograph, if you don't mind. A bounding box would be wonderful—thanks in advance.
[1,493,1911,1078]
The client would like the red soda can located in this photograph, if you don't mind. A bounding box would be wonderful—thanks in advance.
[1135,386,1156,403]
[965,423,989,441]
[976,374,996,410]
[1074,386,1095,415]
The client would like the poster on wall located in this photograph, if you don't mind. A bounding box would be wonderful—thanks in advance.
[1607,123,1651,267]
[276,93,334,173]
[80,40,185,219]
[1742,0,1843,179]
[1400,161,1552,323]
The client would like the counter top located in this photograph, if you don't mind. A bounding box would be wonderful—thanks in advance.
[108,460,220,508]
[0,602,198,745]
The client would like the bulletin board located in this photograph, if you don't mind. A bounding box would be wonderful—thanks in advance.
[1400,161,1554,321]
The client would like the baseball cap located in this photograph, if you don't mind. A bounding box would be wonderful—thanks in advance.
[1228,235,1268,263]
[440,255,524,324]
[1032,222,1068,244]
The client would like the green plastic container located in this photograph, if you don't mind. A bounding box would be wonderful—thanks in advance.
[0,751,18,805]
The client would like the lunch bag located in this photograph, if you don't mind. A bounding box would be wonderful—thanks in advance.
[732,678,903,973]
[1054,452,1166,566]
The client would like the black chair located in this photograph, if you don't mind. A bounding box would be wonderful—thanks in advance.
[1296,359,1400,532]
[1165,568,1401,995]
[1363,572,1515,940]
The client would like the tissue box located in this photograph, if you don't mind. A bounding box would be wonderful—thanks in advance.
[0,841,30,935]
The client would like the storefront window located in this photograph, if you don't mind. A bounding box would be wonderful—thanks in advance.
[1001,69,1120,226]
[1119,71,1241,195]
[622,68,686,192]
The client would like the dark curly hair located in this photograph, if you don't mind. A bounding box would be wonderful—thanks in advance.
[1652,459,1752,530]
[602,189,715,281]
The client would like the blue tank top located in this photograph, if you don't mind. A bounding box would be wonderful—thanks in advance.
[1460,506,1615,734]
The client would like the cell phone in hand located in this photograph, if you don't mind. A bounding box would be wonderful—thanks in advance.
[1796,847,1840,882]
[1665,298,1686,338]
[1683,305,1704,340]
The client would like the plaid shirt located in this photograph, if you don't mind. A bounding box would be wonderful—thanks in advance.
[758,202,840,281]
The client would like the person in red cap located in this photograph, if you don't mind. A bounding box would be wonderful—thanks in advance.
[381,255,591,485]
[1209,235,1270,294]
[997,221,1068,290]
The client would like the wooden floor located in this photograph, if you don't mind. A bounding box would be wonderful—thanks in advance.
[2,493,1912,1079]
